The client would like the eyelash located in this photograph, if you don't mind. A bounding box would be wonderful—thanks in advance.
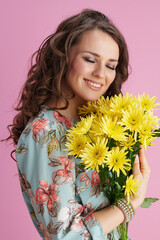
[84,57,116,71]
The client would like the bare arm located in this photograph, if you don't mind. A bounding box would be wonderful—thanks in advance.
[93,147,151,235]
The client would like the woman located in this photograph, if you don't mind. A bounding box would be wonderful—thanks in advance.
[9,9,150,239]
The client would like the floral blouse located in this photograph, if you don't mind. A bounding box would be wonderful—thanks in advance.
[16,106,121,240]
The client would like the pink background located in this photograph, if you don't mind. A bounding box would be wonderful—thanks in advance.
[1,0,160,239]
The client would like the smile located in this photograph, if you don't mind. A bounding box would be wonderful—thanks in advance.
[85,79,102,88]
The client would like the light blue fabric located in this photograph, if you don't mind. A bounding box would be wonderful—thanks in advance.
[16,106,123,240]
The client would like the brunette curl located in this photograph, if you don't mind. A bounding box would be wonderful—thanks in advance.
[6,9,130,146]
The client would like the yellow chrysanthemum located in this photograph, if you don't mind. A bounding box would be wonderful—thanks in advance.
[100,115,127,141]
[140,122,153,136]
[78,101,97,116]
[78,96,111,116]
[89,114,106,138]
[109,93,135,118]
[120,106,144,140]
[80,137,108,172]
[93,95,109,107]
[68,115,94,135]
[138,119,157,148]
[123,175,140,203]
[139,135,156,149]
[106,147,131,177]
[143,111,159,127]
[65,134,89,157]
[137,93,160,111]
[120,135,136,151]
[96,96,111,114]
[88,130,105,143]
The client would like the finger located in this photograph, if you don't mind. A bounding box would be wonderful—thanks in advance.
[138,148,148,168]
[138,147,150,177]
[132,155,140,176]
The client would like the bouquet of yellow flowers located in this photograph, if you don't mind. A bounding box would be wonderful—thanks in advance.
[65,93,160,240]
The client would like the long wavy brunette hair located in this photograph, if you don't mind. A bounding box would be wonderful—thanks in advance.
[7,9,129,146]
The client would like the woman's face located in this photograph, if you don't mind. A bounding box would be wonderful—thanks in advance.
[64,29,119,105]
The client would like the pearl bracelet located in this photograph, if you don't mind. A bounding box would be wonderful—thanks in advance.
[117,199,135,223]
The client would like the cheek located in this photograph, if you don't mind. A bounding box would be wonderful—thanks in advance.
[106,71,116,85]
[112,71,117,82]
[69,58,89,77]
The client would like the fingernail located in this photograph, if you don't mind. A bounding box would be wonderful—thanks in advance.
[135,156,139,162]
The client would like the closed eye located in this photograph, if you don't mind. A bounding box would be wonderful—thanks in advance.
[106,65,116,71]
[84,57,117,70]
[83,57,95,63]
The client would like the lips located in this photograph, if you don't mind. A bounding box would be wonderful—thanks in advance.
[84,79,103,90]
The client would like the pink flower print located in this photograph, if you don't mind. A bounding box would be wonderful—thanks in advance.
[19,175,28,188]
[39,222,51,240]
[58,156,69,168]
[19,174,35,205]
[64,118,72,129]
[41,106,49,113]
[53,111,65,122]
[58,156,75,169]
[55,156,75,184]
[84,213,96,229]
[91,171,100,187]
[75,204,84,216]
[56,168,73,184]
[83,213,95,226]
[81,203,94,218]
[39,180,48,188]
[36,188,49,203]
[28,190,36,205]
[84,213,95,221]
[29,118,50,135]
[53,111,72,129]
[80,173,90,186]
[81,230,91,240]
[90,171,101,197]
[36,180,60,211]
[71,216,83,232]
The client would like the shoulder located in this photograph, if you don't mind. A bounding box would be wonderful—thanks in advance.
[16,106,74,153]
[27,106,55,132]
[26,106,74,134]
[20,106,56,143]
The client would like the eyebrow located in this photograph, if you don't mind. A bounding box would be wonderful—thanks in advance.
[80,50,119,62]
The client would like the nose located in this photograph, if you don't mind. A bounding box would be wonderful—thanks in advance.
[92,63,105,79]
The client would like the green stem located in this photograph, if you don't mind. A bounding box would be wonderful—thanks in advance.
[107,137,112,150]
[118,222,128,240]
[85,132,95,144]
[126,222,129,238]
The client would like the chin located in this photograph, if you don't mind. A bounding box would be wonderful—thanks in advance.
[83,95,102,102]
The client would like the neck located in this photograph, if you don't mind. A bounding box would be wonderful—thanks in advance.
[46,95,87,120]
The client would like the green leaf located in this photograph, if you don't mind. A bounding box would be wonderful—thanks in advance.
[107,138,117,150]
[153,128,160,137]
[114,181,121,191]
[140,197,159,208]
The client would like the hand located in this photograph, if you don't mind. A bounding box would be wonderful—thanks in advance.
[129,147,151,210]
